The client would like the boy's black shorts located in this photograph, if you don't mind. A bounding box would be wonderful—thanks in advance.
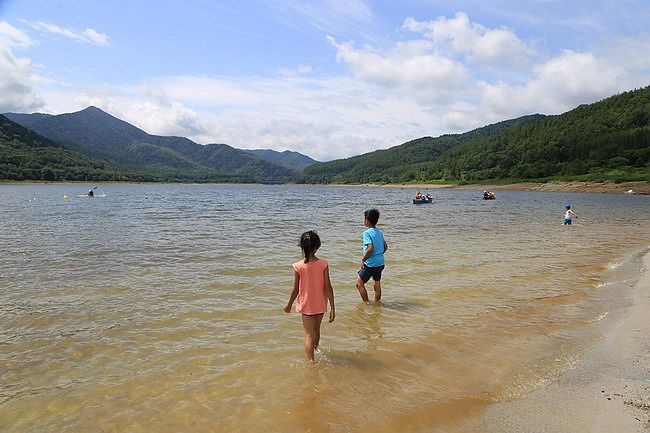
[357,264,385,283]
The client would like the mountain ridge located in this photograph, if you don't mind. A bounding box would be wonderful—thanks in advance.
[4,107,302,181]
[3,86,649,183]
[296,86,649,183]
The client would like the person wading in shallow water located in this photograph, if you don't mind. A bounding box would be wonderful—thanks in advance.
[284,231,336,361]
[563,204,578,225]
[355,208,388,302]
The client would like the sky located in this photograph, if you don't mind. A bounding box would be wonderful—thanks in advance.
[0,0,649,161]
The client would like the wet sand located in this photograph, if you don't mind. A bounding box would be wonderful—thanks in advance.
[478,252,650,433]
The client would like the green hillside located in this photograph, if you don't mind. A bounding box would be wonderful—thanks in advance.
[297,86,650,184]
[0,115,116,181]
[427,87,650,182]
[295,114,545,183]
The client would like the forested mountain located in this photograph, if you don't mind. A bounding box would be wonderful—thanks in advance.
[295,114,545,183]
[297,86,650,183]
[0,115,116,181]
[425,87,650,182]
[244,149,318,171]
[4,107,297,182]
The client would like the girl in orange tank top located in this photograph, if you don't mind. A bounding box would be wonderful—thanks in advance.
[284,231,336,361]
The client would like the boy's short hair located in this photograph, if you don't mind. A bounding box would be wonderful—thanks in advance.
[364,208,380,225]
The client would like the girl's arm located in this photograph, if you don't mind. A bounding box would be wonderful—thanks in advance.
[383,241,388,253]
[324,265,335,323]
[284,271,300,313]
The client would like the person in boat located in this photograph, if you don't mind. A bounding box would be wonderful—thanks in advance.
[87,189,94,197]
[415,190,423,200]
[425,193,432,200]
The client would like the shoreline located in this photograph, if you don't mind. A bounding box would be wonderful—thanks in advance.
[478,250,650,433]
[3,180,649,194]
[378,180,650,195]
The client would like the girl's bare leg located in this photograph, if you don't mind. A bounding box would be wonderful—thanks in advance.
[302,314,324,361]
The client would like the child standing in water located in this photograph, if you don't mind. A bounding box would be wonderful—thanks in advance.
[563,204,578,225]
[284,231,335,361]
[356,208,388,302]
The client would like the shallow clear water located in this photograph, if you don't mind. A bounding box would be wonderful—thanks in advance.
[1,183,649,432]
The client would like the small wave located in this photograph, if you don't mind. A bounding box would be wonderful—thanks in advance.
[607,260,625,270]
[592,312,608,322]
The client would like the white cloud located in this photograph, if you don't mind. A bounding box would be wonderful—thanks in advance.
[278,64,314,78]
[72,85,208,137]
[0,20,33,48]
[298,64,313,74]
[325,12,537,107]
[328,36,468,104]
[0,22,43,112]
[25,20,110,46]
[81,28,110,46]
[478,50,627,119]
[270,0,376,40]
[403,13,534,66]
[323,11,648,138]
[531,50,623,105]
[126,101,207,137]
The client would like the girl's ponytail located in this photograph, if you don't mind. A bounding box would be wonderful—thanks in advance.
[299,230,321,263]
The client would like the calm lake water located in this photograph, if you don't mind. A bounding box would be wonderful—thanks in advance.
[1,183,649,432]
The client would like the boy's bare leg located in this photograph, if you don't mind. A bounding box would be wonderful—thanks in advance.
[373,280,382,302]
[355,276,370,301]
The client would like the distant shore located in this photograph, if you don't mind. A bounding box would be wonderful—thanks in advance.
[2,179,649,194]
[379,180,650,195]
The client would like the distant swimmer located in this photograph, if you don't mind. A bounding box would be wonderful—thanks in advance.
[563,204,578,225]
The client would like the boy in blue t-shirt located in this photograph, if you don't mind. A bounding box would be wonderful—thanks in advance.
[355,208,388,302]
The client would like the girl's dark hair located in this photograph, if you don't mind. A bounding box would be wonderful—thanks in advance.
[299,230,321,263]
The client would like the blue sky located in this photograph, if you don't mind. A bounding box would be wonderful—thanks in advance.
[1,0,649,161]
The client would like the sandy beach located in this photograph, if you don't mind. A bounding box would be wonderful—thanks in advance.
[380,180,650,195]
[477,251,650,433]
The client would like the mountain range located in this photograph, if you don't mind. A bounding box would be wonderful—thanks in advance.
[2,85,649,183]
[3,107,318,182]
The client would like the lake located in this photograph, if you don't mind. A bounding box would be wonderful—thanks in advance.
[1,183,649,432]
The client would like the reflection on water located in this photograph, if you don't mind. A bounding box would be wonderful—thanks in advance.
[1,183,649,432]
